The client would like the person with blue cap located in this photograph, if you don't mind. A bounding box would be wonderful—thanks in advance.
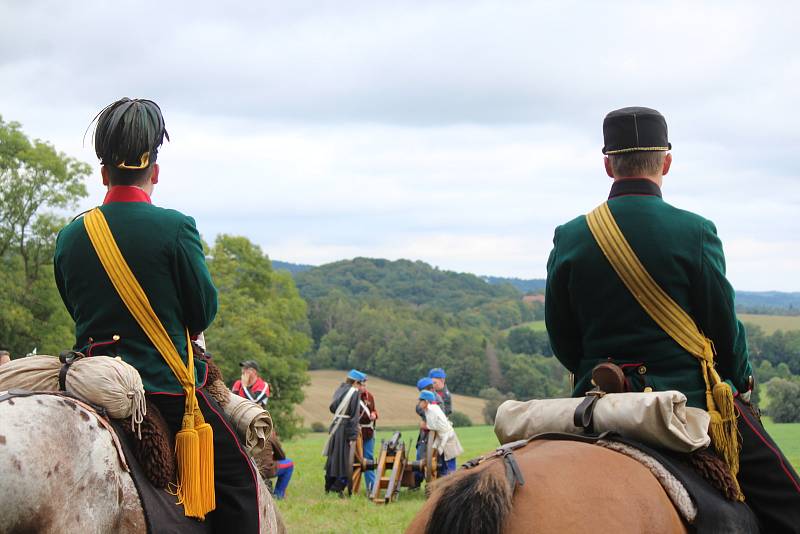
[417,389,463,477]
[412,376,440,487]
[323,369,366,496]
[428,368,452,416]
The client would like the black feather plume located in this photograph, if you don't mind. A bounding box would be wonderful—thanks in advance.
[89,98,170,167]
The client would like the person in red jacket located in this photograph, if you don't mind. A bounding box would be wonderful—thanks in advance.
[231,360,271,408]
[358,377,378,493]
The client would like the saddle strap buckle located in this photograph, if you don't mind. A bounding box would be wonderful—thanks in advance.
[58,350,85,391]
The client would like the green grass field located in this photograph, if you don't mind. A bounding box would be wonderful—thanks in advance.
[738,314,800,334]
[276,422,800,533]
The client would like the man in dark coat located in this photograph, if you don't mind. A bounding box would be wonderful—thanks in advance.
[54,98,259,533]
[429,367,452,416]
[323,368,364,495]
[545,106,800,532]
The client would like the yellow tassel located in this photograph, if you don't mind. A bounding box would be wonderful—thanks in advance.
[707,381,744,501]
[195,411,216,513]
[176,415,205,519]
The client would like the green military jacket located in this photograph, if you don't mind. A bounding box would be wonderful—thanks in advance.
[54,186,217,393]
[545,179,752,408]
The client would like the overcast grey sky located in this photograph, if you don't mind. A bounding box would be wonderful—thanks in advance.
[2,0,798,290]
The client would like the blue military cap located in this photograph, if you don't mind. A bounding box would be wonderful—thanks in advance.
[416,377,434,390]
[428,368,446,379]
[419,390,438,402]
[347,369,367,382]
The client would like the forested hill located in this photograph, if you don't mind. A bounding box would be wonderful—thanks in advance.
[271,260,315,275]
[288,257,562,401]
[293,257,520,312]
[482,275,546,294]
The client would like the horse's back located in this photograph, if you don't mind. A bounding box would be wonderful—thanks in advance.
[0,393,144,533]
[408,439,687,534]
[506,440,686,533]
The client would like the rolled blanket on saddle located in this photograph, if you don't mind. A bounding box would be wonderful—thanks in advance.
[0,354,146,434]
[495,391,711,453]
[223,393,273,455]
[206,369,272,456]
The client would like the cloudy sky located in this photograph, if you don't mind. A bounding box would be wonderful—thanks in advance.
[2,0,798,290]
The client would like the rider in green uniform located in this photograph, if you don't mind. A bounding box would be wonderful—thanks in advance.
[545,106,800,532]
[54,98,260,533]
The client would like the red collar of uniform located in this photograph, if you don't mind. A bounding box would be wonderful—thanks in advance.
[103,186,152,205]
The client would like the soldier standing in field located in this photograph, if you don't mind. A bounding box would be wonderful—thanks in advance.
[429,367,452,416]
[323,369,364,496]
[545,106,800,532]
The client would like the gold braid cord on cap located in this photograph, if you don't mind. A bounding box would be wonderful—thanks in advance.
[83,208,215,518]
[586,202,742,501]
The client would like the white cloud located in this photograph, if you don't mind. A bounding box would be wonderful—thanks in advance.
[1,0,798,289]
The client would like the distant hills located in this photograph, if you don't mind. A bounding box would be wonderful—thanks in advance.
[271,259,315,275]
[481,275,546,294]
[291,257,519,313]
[273,259,800,313]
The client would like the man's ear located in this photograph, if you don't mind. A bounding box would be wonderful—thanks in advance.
[101,165,110,186]
[604,157,614,179]
[662,153,672,176]
[150,163,160,185]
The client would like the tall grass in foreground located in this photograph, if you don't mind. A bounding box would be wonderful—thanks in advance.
[276,422,799,533]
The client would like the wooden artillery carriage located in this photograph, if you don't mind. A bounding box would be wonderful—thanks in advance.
[348,430,441,503]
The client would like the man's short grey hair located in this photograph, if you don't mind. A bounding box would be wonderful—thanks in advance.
[609,151,666,178]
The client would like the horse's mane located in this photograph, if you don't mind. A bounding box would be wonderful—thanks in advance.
[424,459,513,534]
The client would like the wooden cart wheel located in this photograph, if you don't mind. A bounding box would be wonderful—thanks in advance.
[425,431,440,484]
[349,431,365,496]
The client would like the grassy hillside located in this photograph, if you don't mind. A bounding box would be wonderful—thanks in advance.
[296,369,487,428]
[739,313,800,334]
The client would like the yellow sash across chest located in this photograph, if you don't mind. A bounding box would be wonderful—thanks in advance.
[586,201,742,500]
[83,207,215,518]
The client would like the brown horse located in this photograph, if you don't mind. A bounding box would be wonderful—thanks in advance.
[405,439,688,534]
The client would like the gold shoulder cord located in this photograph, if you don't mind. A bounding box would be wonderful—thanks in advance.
[83,208,216,517]
[586,202,742,500]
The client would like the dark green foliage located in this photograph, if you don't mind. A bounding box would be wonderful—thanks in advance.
[506,326,552,356]
[310,421,327,433]
[483,275,546,294]
[295,257,520,314]
[206,235,311,439]
[0,116,89,355]
[746,323,800,376]
[299,258,564,400]
[498,351,569,400]
[765,378,800,423]
[272,260,315,275]
[480,387,515,425]
[449,411,472,427]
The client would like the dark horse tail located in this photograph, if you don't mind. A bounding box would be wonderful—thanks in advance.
[424,464,513,534]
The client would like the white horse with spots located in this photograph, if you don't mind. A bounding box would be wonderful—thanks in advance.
[0,393,284,533]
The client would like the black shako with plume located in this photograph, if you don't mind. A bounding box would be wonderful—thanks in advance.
[90,98,169,169]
